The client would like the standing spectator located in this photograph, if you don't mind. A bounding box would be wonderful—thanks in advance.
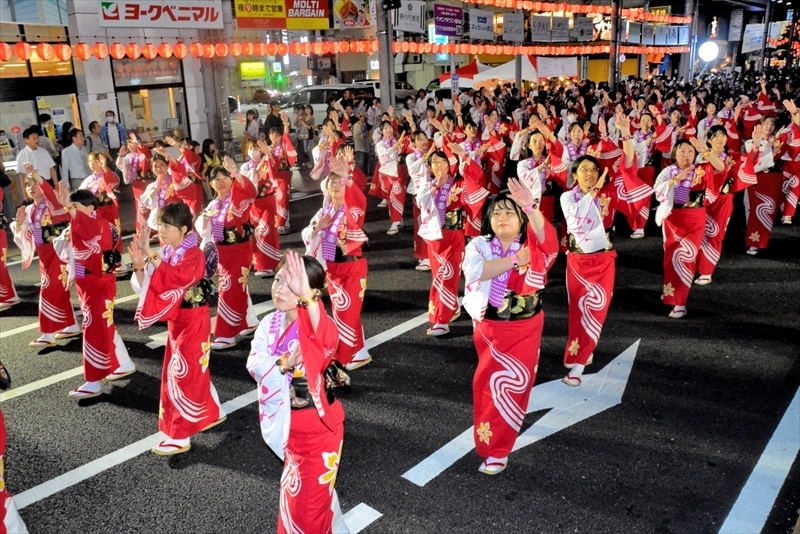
[84,121,109,158]
[0,129,16,153]
[100,110,127,161]
[353,111,370,173]
[39,114,60,154]
[59,121,74,150]
[60,128,91,190]
[264,103,284,134]
[15,126,58,200]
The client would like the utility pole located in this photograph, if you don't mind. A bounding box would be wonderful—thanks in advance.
[758,0,774,72]
[640,0,649,78]
[609,0,620,91]
[377,0,398,112]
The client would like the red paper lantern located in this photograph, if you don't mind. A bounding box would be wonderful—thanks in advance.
[189,42,203,58]
[54,43,71,61]
[309,42,320,55]
[0,43,12,62]
[255,42,268,56]
[229,42,242,57]
[35,42,54,61]
[477,44,485,54]
[142,43,157,60]
[202,43,215,59]
[242,42,254,56]
[289,42,301,55]
[173,42,188,59]
[267,42,278,56]
[73,42,91,61]
[320,42,331,55]
[277,43,288,56]
[215,43,228,57]
[392,42,401,54]
[340,41,350,54]
[423,43,432,54]
[301,42,311,55]
[469,44,478,54]
[126,42,142,60]
[158,43,173,58]
[400,41,410,53]
[109,42,125,60]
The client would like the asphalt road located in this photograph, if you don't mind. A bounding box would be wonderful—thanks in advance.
[1,179,799,534]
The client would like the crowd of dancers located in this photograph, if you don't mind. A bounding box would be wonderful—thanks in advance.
[1,67,799,533]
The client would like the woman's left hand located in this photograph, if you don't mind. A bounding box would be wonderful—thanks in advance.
[55,181,71,208]
[283,249,313,301]
[508,177,535,209]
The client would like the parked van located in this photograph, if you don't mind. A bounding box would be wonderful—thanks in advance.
[281,84,375,129]
[352,80,416,102]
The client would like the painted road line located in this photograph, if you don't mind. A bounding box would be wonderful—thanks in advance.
[343,503,383,533]
[402,341,639,487]
[15,310,430,509]
[145,300,275,349]
[0,293,140,339]
[0,367,84,403]
[719,386,800,534]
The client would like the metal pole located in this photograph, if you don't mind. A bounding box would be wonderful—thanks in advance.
[450,46,458,100]
[609,0,619,91]
[377,1,396,112]
[640,0,649,78]
[758,0,774,72]
[515,55,522,96]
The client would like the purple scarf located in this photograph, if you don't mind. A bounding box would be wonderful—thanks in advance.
[320,205,346,262]
[566,140,588,161]
[206,193,233,243]
[670,165,696,205]
[162,231,199,267]
[31,199,49,246]
[464,138,482,163]
[488,235,521,307]
[268,310,299,369]
[434,176,454,227]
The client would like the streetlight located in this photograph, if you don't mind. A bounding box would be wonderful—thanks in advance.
[697,40,720,76]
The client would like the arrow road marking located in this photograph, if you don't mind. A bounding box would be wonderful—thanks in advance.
[719,386,800,534]
[402,340,639,486]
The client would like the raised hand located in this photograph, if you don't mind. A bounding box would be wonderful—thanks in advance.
[648,104,660,116]
[256,138,270,155]
[222,155,238,175]
[22,161,36,174]
[453,100,461,115]
[783,99,798,116]
[595,167,609,191]
[598,116,608,137]
[342,145,355,164]
[283,249,313,300]
[315,213,333,230]
[507,177,535,209]
[387,104,395,117]
[689,136,709,154]
[448,142,466,157]
[616,114,632,136]
[164,135,177,147]
[55,181,71,207]
[15,205,27,226]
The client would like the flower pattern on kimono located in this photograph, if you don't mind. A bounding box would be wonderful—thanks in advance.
[102,299,115,327]
[663,283,675,297]
[597,194,611,219]
[318,440,343,494]
[1,247,6,264]
[158,402,165,420]
[239,266,250,290]
[749,231,760,243]
[568,338,580,356]
[358,278,367,300]
[477,422,492,445]
[58,263,70,288]
[428,300,435,315]
[199,339,211,372]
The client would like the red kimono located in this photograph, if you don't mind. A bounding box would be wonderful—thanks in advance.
[141,161,201,231]
[80,168,122,253]
[780,122,800,219]
[0,189,18,307]
[133,232,225,440]
[11,181,76,335]
[121,149,153,234]
[243,158,280,273]
[266,133,297,228]
[0,410,27,534]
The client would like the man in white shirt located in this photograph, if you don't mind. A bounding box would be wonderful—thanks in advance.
[100,110,127,160]
[60,128,91,190]
[15,126,57,201]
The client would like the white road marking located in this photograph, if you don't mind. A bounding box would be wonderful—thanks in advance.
[0,293,140,339]
[343,503,383,533]
[0,367,84,402]
[718,386,800,534]
[402,340,639,486]
[14,309,430,509]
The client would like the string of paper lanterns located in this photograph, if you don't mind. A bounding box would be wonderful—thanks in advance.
[0,40,689,62]
[462,0,692,24]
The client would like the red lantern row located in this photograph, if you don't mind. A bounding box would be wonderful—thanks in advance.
[0,42,73,62]
[393,41,690,57]
[464,0,692,25]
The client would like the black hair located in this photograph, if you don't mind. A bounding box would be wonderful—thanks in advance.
[88,121,99,133]
[463,118,478,130]
[671,138,696,160]
[568,121,584,134]
[479,191,528,246]
[69,189,99,210]
[151,153,168,167]
[209,165,231,182]
[268,126,283,137]
[202,138,215,156]
[68,128,82,140]
[706,125,727,140]
[441,112,455,123]
[570,155,602,179]
[427,149,448,168]
[38,113,52,123]
[413,130,428,142]
[275,253,327,291]
[159,201,193,232]
[153,140,166,148]
[22,126,39,139]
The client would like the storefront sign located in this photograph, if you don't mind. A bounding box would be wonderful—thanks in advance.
[240,61,266,79]
[394,0,426,34]
[654,25,668,45]
[469,9,495,41]
[642,24,655,45]
[537,56,578,79]
[728,10,744,42]
[503,11,525,42]
[530,15,551,42]
[235,0,331,29]
[99,0,223,28]
[434,5,463,37]
[551,16,570,42]
[574,17,594,41]
[678,26,689,45]
[112,57,182,87]
[667,25,679,45]
[627,21,642,43]
[333,0,370,29]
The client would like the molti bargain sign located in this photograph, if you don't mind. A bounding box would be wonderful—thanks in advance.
[235,0,330,29]
[434,4,463,37]
[99,0,224,28]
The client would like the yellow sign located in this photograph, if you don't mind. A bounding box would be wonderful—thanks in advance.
[234,0,330,30]
[240,61,266,79]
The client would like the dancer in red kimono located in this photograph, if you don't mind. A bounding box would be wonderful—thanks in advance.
[11,164,80,347]
[560,115,652,386]
[694,125,757,284]
[779,99,800,224]
[130,201,226,455]
[415,149,469,336]
[265,114,297,234]
[303,147,371,370]
[654,138,726,318]
[241,139,280,278]
[0,188,20,310]
[164,136,205,218]
[651,106,686,170]
[743,116,790,255]
[404,131,431,271]
[54,185,135,398]
[198,157,259,350]
[629,112,657,238]
[80,152,126,271]
[513,124,557,223]
[375,120,407,236]
[247,250,346,534]
[462,179,558,475]
[141,148,201,232]
[117,138,154,234]
[0,404,28,534]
